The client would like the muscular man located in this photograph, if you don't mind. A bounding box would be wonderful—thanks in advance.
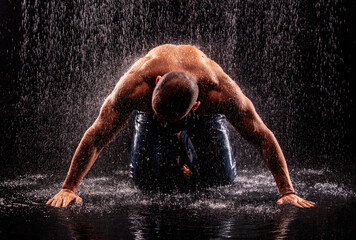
[47,44,315,208]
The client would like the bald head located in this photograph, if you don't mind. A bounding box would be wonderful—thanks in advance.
[152,71,199,121]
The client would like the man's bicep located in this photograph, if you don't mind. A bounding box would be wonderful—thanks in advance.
[94,71,146,135]
[111,71,152,111]
[98,64,151,128]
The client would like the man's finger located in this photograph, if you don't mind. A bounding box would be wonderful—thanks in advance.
[55,198,63,208]
[46,198,54,205]
[75,196,82,203]
[298,201,310,208]
[306,200,316,206]
[62,197,71,207]
[276,198,284,205]
[298,198,315,207]
[304,201,315,207]
[51,199,58,207]
[291,200,304,208]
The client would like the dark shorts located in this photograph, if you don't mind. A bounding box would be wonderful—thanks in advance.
[130,111,236,191]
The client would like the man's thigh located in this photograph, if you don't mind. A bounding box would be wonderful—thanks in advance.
[130,111,160,189]
[130,111,183,190]
[187,114,236,187]
[129,112,236,189]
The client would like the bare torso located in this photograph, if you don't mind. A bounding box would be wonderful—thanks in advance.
[112,44,243,115]
[46,44,315,209]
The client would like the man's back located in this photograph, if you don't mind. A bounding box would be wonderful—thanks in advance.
[116,44,240,115]
[144,44,212,77]
[47,44,315,208]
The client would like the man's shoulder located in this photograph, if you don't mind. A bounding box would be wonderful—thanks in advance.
[147,44,204,57]
[149,43,198,50]
[128,44,219,82]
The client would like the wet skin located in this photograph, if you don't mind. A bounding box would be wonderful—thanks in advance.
[46,44,315,208]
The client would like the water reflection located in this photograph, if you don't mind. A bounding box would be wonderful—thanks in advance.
[57,210,101,240]
[272,207,298,239]
[53,199,298,239]
[0,168,355,239]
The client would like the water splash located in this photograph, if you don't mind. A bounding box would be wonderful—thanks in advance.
[11,0,351,176]
[1,167,354,217]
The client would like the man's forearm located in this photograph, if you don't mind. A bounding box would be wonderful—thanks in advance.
[260,131,294,194]
[62,130,102,192]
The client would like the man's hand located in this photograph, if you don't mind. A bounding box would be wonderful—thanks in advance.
[277,194,315,208]
[46,189,82,208]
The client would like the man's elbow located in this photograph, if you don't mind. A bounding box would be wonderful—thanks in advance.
[249,124,275,148]
[83,127,107,152]
[257,127,278,150]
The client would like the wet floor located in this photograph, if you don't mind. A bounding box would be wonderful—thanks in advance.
[1,0,354,239]
[1,167,355,239]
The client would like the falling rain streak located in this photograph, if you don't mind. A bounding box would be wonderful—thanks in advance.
[0,0,355,239]
[14,0,350,175]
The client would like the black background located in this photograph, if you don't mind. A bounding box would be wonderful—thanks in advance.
[1,0,355,179]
